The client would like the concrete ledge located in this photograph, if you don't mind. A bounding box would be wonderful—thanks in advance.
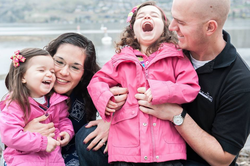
[0,74,6,80]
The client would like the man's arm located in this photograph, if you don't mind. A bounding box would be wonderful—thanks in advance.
[175,112,235,166]
[135,87,235,166]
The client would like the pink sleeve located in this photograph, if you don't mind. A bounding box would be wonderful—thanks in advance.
[58,101,74,140]
[0,103,47,152]
[150,55,200,105]
[87,60,119,121]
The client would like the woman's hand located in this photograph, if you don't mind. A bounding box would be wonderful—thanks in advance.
[83,119,110,153]
[24,114,56,137]
[83,87,127,153]
[135,87,181,121]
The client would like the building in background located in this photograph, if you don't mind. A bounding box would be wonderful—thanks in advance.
[0,0,249,24]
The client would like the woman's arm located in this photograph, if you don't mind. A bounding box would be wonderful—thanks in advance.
[24,114,55,137]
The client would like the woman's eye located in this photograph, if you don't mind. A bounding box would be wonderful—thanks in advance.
[56,60,64,64]
[71,66,80,71]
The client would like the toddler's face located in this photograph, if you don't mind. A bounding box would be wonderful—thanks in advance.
[22,55,55,98]
[133,5,164,49]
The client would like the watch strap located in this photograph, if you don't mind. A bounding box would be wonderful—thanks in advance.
[181,109,187,119]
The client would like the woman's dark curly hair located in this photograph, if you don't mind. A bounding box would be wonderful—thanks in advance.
[115,1,178,55]
[44,33,100,122]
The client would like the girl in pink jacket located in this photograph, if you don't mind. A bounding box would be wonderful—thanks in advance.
[87,1,200,165]
[0,48,74,166]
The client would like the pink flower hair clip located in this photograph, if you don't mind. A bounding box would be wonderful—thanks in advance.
[10,50,26,67]
[126,4,167,28]
[126,5,141,23]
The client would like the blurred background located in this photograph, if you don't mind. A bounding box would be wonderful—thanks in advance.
[0,0,250,155]
[0,0,250,75]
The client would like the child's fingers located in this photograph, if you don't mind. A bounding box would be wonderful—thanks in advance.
[57,136,66,146]
[56,140,60,146]
[49,133,55,138]
[105,107,115,115]
[57,136,61,142]
[105,111,111,116]
[107,100,118,109]
[58,137,67,145]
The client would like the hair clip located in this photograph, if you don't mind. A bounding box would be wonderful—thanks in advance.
[126,5,141,23]
[10,50,26,67]
[126,4,167,24]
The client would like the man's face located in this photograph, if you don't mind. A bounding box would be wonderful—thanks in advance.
[169,0,207,53]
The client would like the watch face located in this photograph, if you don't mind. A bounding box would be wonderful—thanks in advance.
[173,115,183,126]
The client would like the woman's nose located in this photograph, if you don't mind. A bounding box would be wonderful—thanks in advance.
[59,65,70,76]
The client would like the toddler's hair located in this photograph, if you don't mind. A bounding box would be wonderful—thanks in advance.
[115,1,178,55]
[5,48,50,120]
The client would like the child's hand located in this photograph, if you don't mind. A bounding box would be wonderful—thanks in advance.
[105,87,128,116]
[145,88,153,102]
[57,131,71,147]
[105,99,116,116]
[46,136,60,152]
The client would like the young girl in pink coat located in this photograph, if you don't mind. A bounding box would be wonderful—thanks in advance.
[87,1,200,165]
[0,48,74,166]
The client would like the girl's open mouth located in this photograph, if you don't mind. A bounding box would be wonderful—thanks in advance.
[42,80,51,85]
[142,22,153,32]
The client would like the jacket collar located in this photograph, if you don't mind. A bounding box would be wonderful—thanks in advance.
[195,30,237,74]
[29,92,68,107]
[113,43,184,61]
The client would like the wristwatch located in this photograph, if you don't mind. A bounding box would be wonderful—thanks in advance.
[173,109,187,126]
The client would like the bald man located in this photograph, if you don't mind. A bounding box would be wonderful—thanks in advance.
[136,0,250,165]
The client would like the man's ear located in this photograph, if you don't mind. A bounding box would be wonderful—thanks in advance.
[206,20,217,36]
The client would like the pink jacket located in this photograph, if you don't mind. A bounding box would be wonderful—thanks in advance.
[0,93,74,166]
[87,43,200,163]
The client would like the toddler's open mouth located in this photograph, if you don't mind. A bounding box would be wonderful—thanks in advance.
[42,80,51,85]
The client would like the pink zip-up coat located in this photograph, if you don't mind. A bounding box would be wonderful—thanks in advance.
[87,43,200,163]
[0,93,74,166]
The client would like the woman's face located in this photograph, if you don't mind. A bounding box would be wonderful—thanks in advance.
[53,43,86,96]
